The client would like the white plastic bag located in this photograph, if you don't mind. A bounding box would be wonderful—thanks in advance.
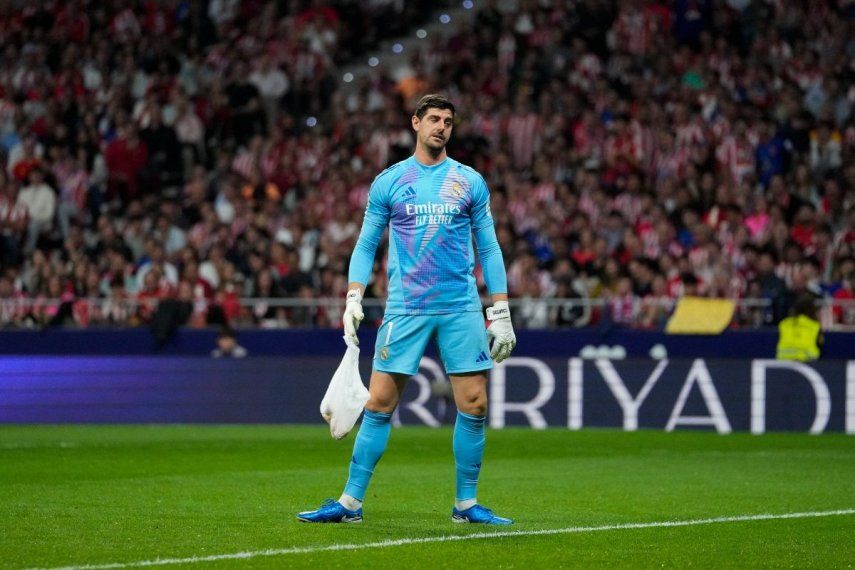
[320,336,369,439]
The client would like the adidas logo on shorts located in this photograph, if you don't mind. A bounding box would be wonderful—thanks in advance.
[476,351,490,363]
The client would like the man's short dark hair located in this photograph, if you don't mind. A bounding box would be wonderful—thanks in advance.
[759,248,778,264]
[803,256,821,270]
[681,273,698,285]
[414,94,455,119]
[792,293,818,319]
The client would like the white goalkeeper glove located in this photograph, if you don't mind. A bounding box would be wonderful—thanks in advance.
[343,289,364,344]
[486,300,516,363]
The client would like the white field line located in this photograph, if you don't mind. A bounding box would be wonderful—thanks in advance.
[26,508,855,570]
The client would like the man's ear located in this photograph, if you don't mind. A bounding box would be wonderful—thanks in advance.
[411,115,419,132]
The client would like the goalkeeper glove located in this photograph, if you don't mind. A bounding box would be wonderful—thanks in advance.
[486,300,516,363]
[343,289,364,344]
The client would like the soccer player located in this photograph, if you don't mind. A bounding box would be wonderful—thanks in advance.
[297,94,516,525]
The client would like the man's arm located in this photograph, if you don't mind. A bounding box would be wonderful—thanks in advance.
[471,176,515,362]
[343,178,390,342]
[471,180,507,297]
[348,197,388,288]
[347,216,385,290]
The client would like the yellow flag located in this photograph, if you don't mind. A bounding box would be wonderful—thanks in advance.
[665,296,736,335]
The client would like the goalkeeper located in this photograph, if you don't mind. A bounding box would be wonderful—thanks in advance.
[298,94,516,525]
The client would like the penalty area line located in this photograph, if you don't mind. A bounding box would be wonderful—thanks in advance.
[27,508,855,570]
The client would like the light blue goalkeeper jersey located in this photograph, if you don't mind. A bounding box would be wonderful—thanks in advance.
[349,155,508,315]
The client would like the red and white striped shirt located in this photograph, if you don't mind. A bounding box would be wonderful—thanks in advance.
[0,193,27,228]
[675,120,706,149]
[609,294,639,325]
[652,146,689,182]
[507,195,536,234]
[612,7,657,56]
[716,135,754,184]
[506,112,541,169]
[532,181,556,204]
[232,150,259,181]
[111,8,141,42]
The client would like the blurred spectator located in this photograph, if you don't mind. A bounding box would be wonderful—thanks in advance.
[517,278,549,329]
[250,56,289,131]
[0,176,27,266]
[211,325,248,358]
[757,250,789,325]
[105,126,148,203]
[608,276,639,327]
[831,272,855,325]
[139,106,182,192]
[53,148,89,239]
[17,167,55,253]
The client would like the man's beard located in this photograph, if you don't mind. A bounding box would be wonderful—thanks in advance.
[424,134,446,156]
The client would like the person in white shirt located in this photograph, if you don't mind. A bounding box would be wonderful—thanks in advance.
[207,0,239,24]
[16,167,56,253]
[249,56,289,130]
[173,95,206,170]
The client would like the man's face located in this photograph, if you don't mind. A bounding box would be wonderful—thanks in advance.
[413,107,453,154]
[218,336,236,352]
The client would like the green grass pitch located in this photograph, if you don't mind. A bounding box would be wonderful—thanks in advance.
[1,425,853,569]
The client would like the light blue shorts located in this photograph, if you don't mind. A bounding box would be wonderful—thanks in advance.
[373,311,492,376]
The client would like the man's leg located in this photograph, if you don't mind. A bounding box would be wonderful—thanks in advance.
[448,372,512,524]
[340,371,407,507]
[298,314,431,523]
[297,370,409,523]
[24,219,43,253]
[449,373,488,510]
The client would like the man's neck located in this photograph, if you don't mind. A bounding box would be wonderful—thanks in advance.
[413,145,447,167]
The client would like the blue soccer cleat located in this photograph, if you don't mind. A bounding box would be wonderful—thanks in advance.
[451,504,513,525]
[297,499,363,523]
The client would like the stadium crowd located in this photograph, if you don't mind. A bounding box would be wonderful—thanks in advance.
[0,0,852,332]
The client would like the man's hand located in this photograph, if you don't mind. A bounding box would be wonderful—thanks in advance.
[486,300,516,363]
[343,289,364,344]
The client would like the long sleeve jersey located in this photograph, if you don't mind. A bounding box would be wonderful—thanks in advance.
[349,155,507,315]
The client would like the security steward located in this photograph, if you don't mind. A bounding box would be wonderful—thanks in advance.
[776,294,823,361]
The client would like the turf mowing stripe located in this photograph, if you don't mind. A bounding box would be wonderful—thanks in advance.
[25,508,855,570]
[1,442,80,449]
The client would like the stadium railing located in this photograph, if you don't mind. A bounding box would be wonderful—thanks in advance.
[1,297,853,330]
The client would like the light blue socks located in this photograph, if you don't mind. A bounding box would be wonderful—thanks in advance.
[342,409,486,508]
[453,411,486,502]
[343,409,392,501]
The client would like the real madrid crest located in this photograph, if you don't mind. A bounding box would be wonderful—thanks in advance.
[380,346,389,360]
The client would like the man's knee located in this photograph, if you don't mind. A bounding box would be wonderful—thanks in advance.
[457,391,487,416]
[365,372,405,414]
[365,394,397,414]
